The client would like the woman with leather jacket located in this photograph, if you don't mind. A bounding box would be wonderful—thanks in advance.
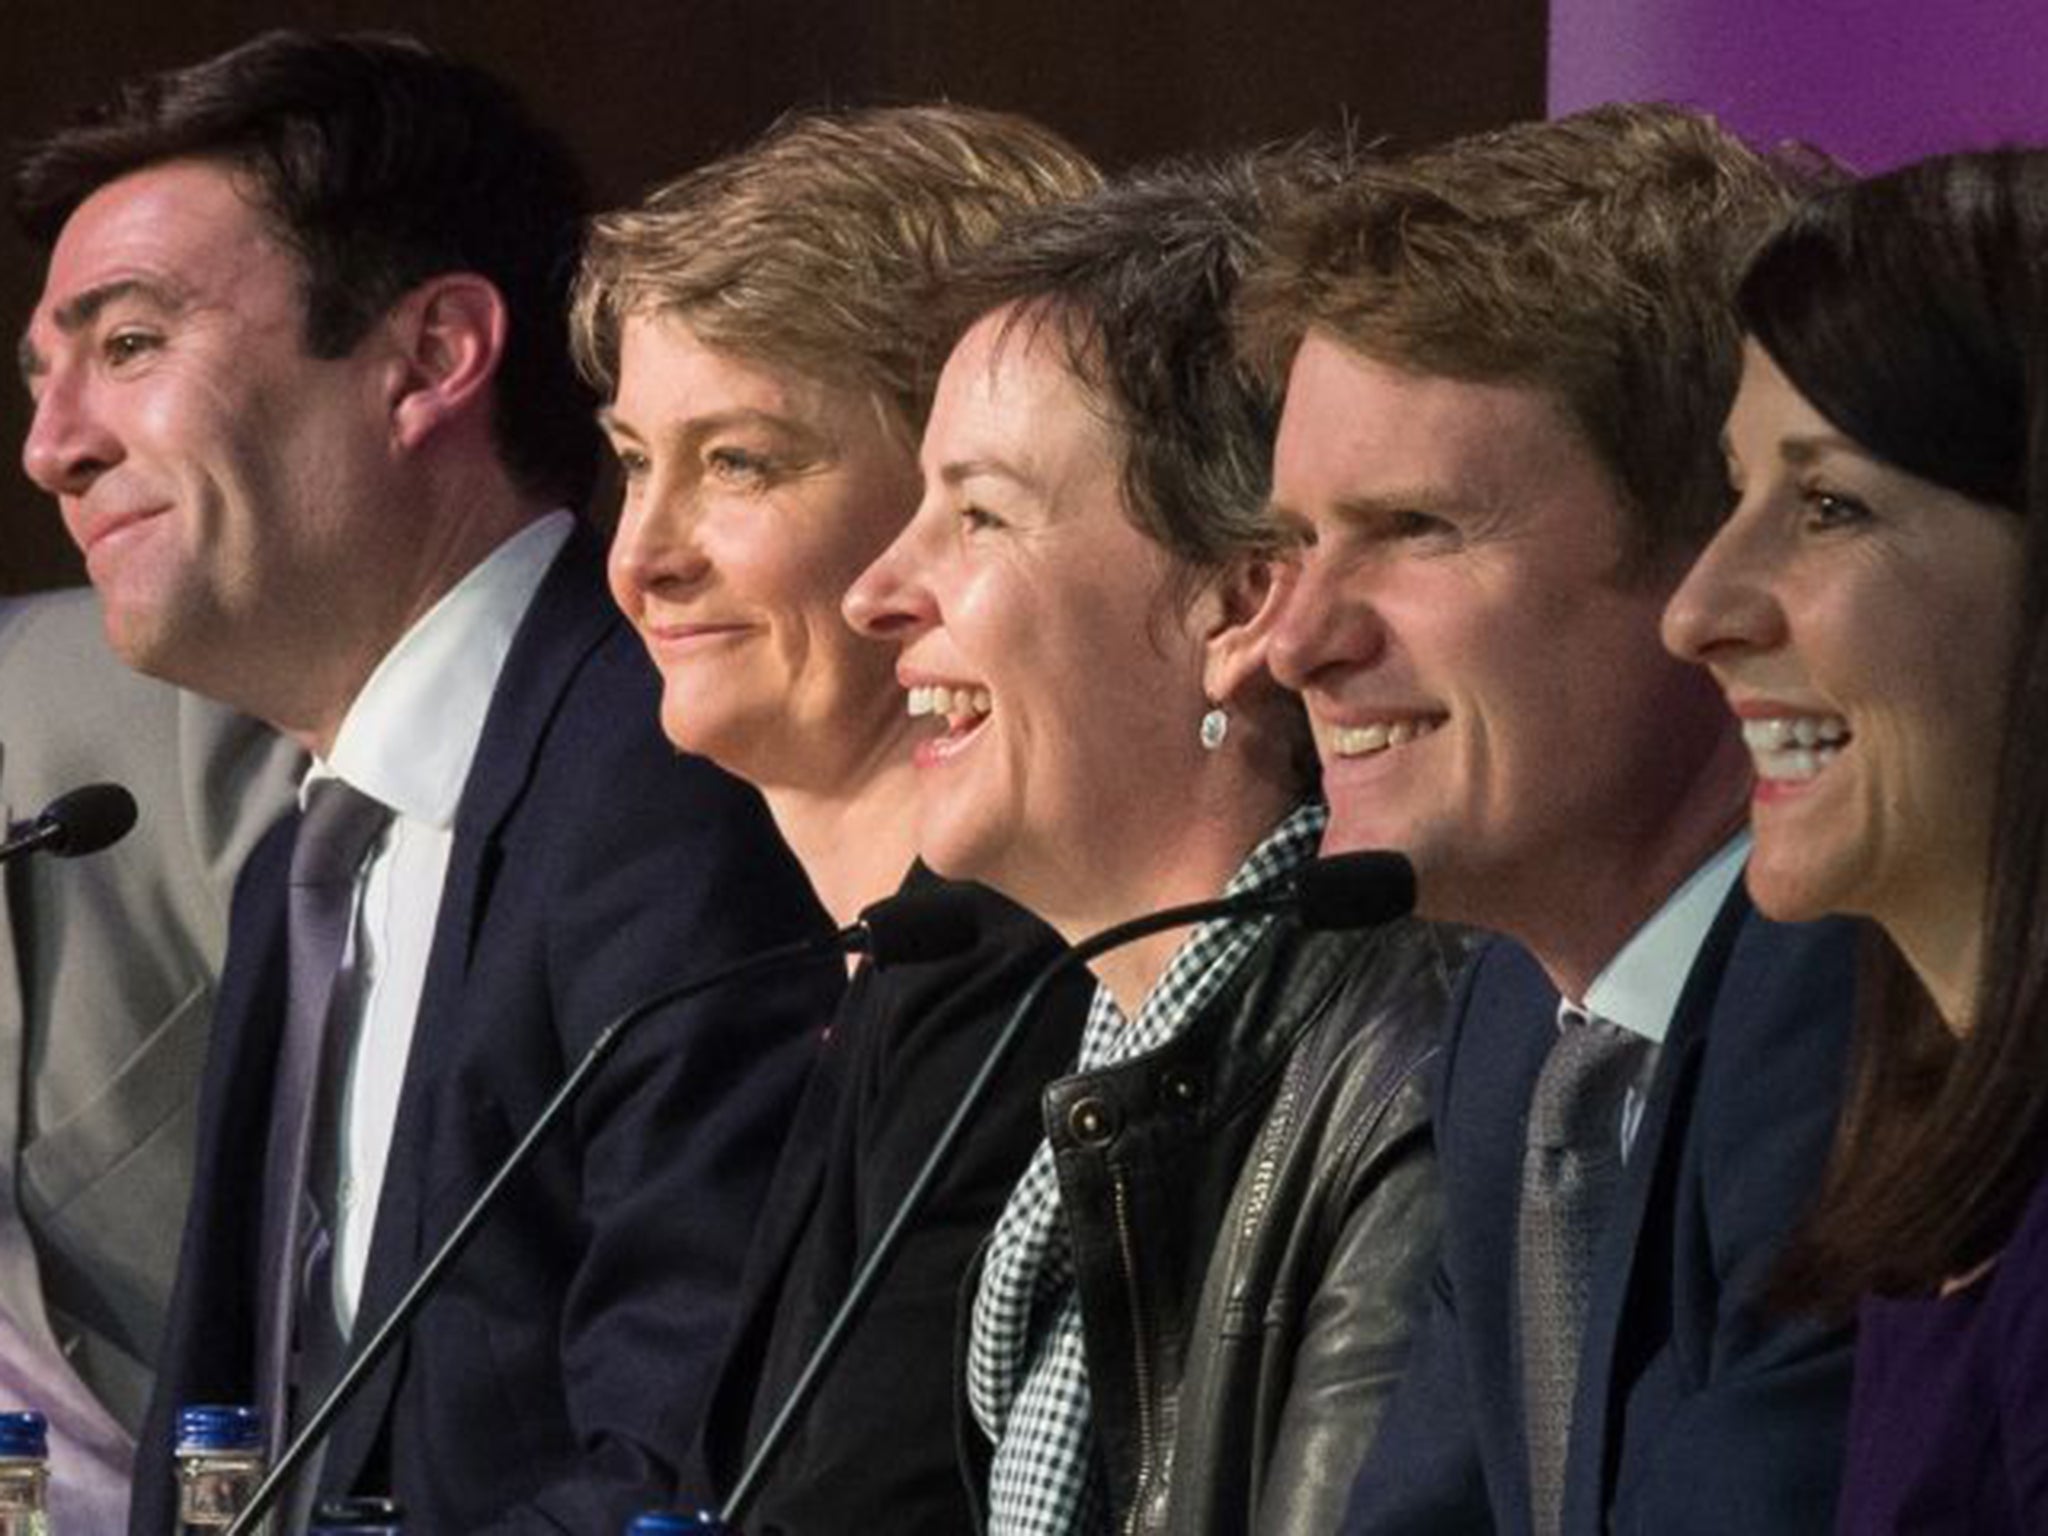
[846,152,1466,1536]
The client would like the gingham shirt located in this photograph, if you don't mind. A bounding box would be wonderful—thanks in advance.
[968,802,1328,1535]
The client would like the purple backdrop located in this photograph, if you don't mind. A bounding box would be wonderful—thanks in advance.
[1549,0,2048,169]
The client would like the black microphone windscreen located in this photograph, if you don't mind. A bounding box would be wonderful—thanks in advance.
[39,783,138,858]
[1292,850,1416,931]
[855,885,984,968]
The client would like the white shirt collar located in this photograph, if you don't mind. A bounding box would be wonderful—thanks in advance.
[1579,831,1751,1045]
[306,512,574,826]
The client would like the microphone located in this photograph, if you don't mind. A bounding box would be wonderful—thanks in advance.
[223,885,983,1536]
[0,782,138,864]
[716,849,1416,1528]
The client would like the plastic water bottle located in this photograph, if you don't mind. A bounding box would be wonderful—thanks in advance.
[174,1406,266,1533]
[307,1496,402,1534]
[0,1412,49,1536]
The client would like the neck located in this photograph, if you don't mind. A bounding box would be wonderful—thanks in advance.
[276,472,550,758]
[1040,785,1295,1018]
[1091,928,1204,1020]
[1889,881,1988,1039]
[762,752,922,931]
[1517,745,1751,1001]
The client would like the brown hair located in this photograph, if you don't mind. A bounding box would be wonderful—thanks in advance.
[1742,151,2048,1315]
[569,104,1099,433]
[1237,103,1798,577]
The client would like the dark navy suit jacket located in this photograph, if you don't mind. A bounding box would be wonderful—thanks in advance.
[130,526,839,1534]
[1342,883,1857,1535]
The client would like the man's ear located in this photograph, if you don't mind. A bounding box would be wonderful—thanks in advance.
[382,273,508,452]
[1200,554,1297,706]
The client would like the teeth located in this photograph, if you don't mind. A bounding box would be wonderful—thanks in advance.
[906,684,993,722]
[1741,714,1850,781]
[1740,715,1849,751]
[1330,717,1441,758]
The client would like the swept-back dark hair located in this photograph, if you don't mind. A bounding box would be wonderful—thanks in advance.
[14,29,599,508]
[1750,149,2048,1314]
[931,145,1349,612]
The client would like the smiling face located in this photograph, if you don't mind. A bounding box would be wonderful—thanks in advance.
[603,314,923,792]
[843,308,1214,913]
[1663,342,2022,1002]
[20,159,403,719]
[1267,330,1747,975]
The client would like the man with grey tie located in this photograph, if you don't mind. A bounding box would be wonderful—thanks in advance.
[0,588,299,1529]
[1243,106,1861,1533]
[15,31,835,1533]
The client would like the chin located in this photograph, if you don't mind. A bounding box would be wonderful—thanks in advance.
[1739,856,1840,925]
[914,816,1008,898]
[1320,797,1409,859]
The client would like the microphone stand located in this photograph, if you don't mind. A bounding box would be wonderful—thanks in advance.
[224,916,901,1536]
[715,881,1299,1527]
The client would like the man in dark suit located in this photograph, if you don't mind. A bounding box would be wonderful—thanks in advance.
[1245,107,1858,1533]
[0,589,299,1529]
[15,32,836,1533]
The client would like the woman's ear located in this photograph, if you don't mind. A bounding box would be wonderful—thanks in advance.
[1201,554,1298,706]
[382,273,509,452]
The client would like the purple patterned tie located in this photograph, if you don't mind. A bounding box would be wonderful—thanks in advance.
[255,780,389,1458]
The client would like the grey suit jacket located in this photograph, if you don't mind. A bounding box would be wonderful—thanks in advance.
[0,589,301,1432]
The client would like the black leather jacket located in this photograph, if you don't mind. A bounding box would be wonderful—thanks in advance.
[962,915,1465,1535]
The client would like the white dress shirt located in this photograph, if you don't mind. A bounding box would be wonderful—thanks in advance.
[1573,832,1751,1157]
[304,511,572,1336]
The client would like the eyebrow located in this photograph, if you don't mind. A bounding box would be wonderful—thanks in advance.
[17,277,186,385]
[1323,487,1472,524]
[935,457,1036,494]
[1776,434,1862,466]
[597,405,830,452]
[1720,426,1864,471]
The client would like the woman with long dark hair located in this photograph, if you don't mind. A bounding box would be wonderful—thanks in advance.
[1663,148,2048,1531]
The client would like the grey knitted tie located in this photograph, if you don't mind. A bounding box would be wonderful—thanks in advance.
[256,779,390,1457]
[1517,1006,1648,1536]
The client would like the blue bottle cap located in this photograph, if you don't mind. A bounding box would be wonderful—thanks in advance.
[626,1514,729,1535]
[175,1404,264,1453]
[0,1412,47,1459]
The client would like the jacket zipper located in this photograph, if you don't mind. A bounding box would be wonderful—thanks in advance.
[1112,1168,1156,1535]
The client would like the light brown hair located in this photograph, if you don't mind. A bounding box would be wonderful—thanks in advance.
[570,104,1099,432]
[1238,103,1798,576]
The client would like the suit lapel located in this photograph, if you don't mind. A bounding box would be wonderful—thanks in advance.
[1448,944,1556,1536]
[320,524,618,1492]
[0,753,22,1174]
[0,756,43,1333]
[1562,881,1753,1529]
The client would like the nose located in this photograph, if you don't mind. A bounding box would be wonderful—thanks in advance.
[607,473,711,613]
[21,364,121,499]
[844,511,939,642]
[1267,546,1386,694]
[1661,512,1786,664]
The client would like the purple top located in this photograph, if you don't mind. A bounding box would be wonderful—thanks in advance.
[1837,1168,2048,1531]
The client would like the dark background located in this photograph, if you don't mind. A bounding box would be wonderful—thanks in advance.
[0,0,1544,594]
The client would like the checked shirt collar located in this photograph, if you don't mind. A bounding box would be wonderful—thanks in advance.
[968,801,1328,1535]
